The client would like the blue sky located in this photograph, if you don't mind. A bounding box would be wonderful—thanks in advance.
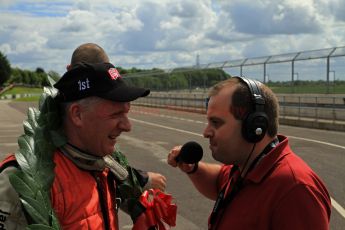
[7,2,68,17]
[1,0,345,78]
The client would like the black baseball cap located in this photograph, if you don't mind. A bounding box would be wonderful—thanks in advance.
[54,62,150,102]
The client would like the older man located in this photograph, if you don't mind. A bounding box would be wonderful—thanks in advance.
[0,49,164,229]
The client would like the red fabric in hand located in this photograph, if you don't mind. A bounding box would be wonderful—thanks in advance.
[133,189,177,230]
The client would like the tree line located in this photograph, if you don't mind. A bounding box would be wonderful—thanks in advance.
[121,67,230,90]
[0,51,230,90]
[0,51,61,87]
[1,51,343,92]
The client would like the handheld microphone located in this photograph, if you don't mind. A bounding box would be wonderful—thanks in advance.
[175,141,203,164]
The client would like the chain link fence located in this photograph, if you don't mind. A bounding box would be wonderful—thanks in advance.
[123,46,345,131]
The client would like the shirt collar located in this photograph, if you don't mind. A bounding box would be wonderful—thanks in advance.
[60,143,106,171]
[245,135,291,183]
[60,143,129,181]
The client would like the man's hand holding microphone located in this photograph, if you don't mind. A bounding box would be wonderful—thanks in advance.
[167,141,203,174]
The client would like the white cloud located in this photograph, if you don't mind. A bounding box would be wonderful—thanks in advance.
[0,43,11,54]
[0,0,344,76]
[219,0,323,35]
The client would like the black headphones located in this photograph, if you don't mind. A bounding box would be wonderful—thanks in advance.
[234,76,268,143]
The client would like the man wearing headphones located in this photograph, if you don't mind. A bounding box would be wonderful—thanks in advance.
[167,77,331,229]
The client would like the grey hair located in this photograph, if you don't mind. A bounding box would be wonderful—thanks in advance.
[60,96,104,120]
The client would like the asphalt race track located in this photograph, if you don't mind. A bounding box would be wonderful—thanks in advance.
[0,100,344,229]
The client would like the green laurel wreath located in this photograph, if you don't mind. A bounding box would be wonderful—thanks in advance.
[9,80,65,229]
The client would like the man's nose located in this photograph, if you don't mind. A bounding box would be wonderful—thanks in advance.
[119,116,131,132]
[203,124,211,138]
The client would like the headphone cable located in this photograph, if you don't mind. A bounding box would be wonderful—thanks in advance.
[239,143,256,179]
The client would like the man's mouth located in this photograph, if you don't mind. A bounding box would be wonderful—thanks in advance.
[109,135,118,140]
[209,140,216,147]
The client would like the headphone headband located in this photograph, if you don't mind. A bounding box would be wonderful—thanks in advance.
[234,76,268,143]
[236,76,265,112]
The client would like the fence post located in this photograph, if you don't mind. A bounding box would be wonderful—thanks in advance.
[298,96,301,120]
[332,97,336,124]
[282,96,286,119]
[315,96,318,122]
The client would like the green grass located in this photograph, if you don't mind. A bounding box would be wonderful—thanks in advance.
[2,86,43,95]
[268,85,345,94]
[0,86,42,102]
[14,96,40,102]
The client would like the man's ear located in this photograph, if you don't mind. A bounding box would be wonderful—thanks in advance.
[68,103,83,126]
[66,64,71,71]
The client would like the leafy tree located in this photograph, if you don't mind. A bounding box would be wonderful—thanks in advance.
[9,68,23,84]
[22,70,31,84]
[0,51,11,86]
[40,72,50,86]
[36,67,45,74]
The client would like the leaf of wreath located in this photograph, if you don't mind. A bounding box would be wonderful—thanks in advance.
[9,80,64,229]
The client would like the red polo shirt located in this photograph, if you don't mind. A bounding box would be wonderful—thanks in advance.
[209,135,331,230]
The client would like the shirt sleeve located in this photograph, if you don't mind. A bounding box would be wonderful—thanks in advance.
[131,168,149,188]
[271,184,331,230]
[0,166,28,230]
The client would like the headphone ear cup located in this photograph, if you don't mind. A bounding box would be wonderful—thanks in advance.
[242,112,268,143]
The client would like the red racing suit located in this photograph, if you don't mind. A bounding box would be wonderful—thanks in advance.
[51,149,119,229]
[0,149,120,229]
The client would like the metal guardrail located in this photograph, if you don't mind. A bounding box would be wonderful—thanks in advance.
[1,92,344,130]
[133,92,345,131]
[278,95,345,122]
